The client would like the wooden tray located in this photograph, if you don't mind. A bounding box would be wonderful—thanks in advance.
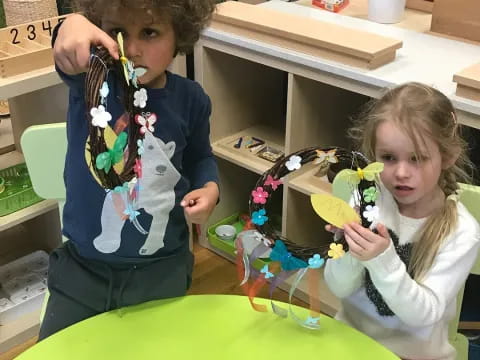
[406,0,434,13]
[212,1,403,70]
[0,15,66,78]
[453,63,480,102]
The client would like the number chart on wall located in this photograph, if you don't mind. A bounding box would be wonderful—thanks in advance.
[0,16,67,78]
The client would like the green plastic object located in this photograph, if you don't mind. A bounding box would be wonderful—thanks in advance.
[207,213,270,269]
[0,163,42,216]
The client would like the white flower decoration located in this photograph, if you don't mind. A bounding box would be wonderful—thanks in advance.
[133,88,148,108]
[90,105,112,128]
[363,205,379,223]
[286,155,302,171]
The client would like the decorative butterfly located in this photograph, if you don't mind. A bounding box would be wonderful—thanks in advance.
[269,240,308,271]
[336,162,384,185]
[135,113,157,134]
[264,175,282,190]
[314,149,338,165]
[95,132,128,173]
[310,193,360,229]
[260,264,274,279]
[305,316,320,326]
[117,32,131,85]
[123,201,140,222]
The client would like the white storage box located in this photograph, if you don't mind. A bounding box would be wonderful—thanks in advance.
[0,250,48,325]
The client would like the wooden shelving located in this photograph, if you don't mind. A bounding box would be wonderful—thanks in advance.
[0,310,40,354]
[0,200,58,232]
[287,164,332,196]
[0,149,23,169]
[212,125,285,175]
[0,118,14,155]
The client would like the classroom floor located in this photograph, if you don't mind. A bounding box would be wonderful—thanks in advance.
[1,242,308,360]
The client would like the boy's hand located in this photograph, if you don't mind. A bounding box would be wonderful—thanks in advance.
[181,182,219,224]
[343,222,391,261]
[54,14,119,75]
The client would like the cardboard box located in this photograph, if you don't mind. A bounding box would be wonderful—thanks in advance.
[406,0,434,13]
[431,0,480,42]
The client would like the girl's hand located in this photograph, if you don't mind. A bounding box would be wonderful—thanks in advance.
[181,182,219,224]
[343,222,391,261]
[54,14,119,75]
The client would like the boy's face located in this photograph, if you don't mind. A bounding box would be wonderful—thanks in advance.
[101,7,175,89]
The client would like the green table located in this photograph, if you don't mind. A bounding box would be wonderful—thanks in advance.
[17,295,399,359]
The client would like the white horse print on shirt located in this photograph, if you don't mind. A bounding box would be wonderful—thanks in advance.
[93,131,181,255]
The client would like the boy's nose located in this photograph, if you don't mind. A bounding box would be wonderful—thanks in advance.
[125,39,141,59]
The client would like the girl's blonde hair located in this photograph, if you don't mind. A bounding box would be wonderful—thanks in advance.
[350,82,473,280]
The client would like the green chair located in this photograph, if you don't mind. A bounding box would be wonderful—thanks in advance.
[20,122,67,225]
[450,183,480,360]
[331,178,480,360]
[20,122,68,322]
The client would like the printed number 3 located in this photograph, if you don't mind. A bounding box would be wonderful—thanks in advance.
[27,25,36,40]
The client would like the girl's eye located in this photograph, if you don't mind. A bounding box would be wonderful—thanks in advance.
[411,154,428,163]
[380,154,394,162]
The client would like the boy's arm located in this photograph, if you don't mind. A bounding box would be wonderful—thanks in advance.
[183,94,219,189]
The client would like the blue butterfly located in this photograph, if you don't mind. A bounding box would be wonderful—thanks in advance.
[269,240,308,271]
[260,264,274,279]
[123,202,140,222]
[305,316,320,326]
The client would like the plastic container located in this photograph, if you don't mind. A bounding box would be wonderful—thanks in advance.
[368,0,406,24]
[0,250,48,325]
[207,213,270,269]
[0,163,43,217]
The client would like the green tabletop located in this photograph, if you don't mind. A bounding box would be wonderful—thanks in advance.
[17,295,399,359]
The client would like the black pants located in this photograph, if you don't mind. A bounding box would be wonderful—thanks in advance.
[38,241,193,341]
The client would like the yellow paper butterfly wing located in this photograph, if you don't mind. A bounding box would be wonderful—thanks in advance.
[361,162,384,181]
[116,32,130,85]
[310,193,360,229]
[335,169,361,186]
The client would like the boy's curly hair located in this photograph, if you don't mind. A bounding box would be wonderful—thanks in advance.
[72,0,216,54]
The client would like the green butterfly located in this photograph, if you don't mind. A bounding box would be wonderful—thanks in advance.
[335,162,384,186]
[96,132,128,174]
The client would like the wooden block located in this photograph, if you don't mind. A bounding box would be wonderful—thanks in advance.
[0,15,67,78]
[453,63,480,102]
[431,0,480,43]
[212,1,403,70]
[406,0,434,13]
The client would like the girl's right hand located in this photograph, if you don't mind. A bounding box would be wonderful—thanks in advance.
[53,14,119,75]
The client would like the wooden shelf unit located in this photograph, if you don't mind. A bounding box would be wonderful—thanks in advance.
[195,38,370,316]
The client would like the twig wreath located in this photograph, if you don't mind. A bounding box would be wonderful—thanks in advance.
[236,146,384,329]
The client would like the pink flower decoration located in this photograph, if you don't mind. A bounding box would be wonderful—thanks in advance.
[134,158,142,178]
[252,187,268,204]
[264,175,282,190]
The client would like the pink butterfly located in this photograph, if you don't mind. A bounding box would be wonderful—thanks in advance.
[135,112,157,134]
[264,175,282,190]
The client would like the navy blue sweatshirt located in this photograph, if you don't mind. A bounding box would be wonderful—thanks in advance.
[60,69,218,262]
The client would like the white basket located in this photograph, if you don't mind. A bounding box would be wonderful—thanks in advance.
[0,250,48,325]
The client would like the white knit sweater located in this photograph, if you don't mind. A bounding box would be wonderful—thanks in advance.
[324,188,480,360]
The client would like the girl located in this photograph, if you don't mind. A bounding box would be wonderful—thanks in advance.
[324,82,480,360]
[39,0,219,339]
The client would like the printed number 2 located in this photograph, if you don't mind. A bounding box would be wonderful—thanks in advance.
[27,25,36,40]
[10,28,20,44]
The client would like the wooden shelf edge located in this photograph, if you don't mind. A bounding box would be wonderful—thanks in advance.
[0,199,58,232]
[212,124,285,175]
[0,310,40,354]
[0,118,14,156]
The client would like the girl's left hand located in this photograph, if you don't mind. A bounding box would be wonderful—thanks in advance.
[343,222,391,261]
[181,182,219,224]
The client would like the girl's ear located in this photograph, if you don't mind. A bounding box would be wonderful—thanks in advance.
[442,145,460,170]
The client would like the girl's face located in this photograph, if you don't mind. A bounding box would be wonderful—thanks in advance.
[101,7,175,89]
[375,121,446,218]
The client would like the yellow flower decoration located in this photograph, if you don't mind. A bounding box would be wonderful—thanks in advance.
[328,243,345,259]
